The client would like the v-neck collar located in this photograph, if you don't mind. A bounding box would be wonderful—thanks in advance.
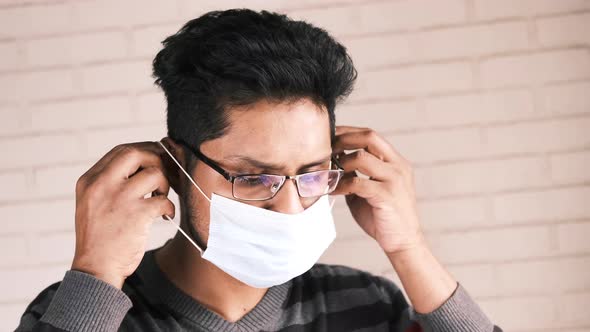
[135,248,292,332]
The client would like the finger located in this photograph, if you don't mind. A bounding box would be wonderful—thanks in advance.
[332,129,399,163]
[125,166,170,199]
[335,125,368,135]
[104,142,166,180]
[337,149,393,182]
[331,176,391,205]
[143,194,176,220]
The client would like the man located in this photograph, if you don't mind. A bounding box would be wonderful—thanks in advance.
[17,9,501,332]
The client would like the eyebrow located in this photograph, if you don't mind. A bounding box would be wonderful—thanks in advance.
[224,154,333,173]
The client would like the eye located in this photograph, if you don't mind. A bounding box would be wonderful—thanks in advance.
[236,175,264,186]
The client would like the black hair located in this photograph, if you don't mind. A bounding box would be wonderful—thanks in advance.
[152,8,357,157]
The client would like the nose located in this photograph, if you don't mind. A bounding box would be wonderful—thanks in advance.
[269,178,305,214]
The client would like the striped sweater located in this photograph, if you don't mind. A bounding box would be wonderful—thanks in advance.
[16,248,502,331]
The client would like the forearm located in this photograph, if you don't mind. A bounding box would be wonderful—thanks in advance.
[386,243,456,314]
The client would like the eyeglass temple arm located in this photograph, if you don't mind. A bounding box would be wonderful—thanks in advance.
[331,154,344,170]
[177,140,234,182]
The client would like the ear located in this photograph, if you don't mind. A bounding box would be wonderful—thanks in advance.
[159,137,187,198]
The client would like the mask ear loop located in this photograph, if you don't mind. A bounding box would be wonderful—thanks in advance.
[157,141,206,255]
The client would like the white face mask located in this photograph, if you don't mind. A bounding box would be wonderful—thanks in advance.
[158,141,337,288]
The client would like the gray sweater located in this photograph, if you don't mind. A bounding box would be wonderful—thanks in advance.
[16,247,501,331]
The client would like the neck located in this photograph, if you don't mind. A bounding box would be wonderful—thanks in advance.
[155,234,268,322]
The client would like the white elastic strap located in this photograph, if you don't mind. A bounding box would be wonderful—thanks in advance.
[329,197,336,210]
[162,215,204,255]
[157,141,211,203]
[157,141,205,255]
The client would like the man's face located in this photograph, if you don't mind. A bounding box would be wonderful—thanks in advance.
[187,97,333,245]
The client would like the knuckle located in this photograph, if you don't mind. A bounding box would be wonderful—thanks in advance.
[355,149,368,161]
[75,175,87,192]
[351,176,363,186]
[112,143,129,154]
[84,182,102,199]
[118,145,139,160]
[144,166,161,177]
[364,129,378,141]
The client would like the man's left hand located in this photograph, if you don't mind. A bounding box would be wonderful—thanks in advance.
[331,125,425,256]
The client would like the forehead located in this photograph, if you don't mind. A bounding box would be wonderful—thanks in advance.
[201,98,332,163]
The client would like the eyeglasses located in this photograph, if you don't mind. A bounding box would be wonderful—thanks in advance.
[180,142,345,201]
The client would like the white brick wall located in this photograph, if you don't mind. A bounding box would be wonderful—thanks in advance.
[0,1,588,331]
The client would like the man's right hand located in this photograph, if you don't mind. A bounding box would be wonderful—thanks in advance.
[71,141,176,289]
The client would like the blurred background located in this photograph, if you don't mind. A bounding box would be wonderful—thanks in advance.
[1,0,589,331]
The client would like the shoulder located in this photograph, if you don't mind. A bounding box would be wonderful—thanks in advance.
[16,281,61,330]
[300,263,404,295]
[288,263,408,309]
[281,264,414,331]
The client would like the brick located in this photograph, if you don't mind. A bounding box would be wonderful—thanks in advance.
[558,222,590,254]
[496,256,590,296]
[412,22,529,60]
[493,187,590,223]
[537,13,590,46]
[0,134,81,169]
[428,226,553,264]
[541,81,590,116]
[478,296,556,330]
[30,96,133,132]
[550,150,590,184]
[0,69,76,102]
[558,292,590,326]
[25,32,128,67]
[358,0,467,33]
[0,266,67,302]
[424,89,535,127]
[0,170,29,201]
[415,157,550,197]
[83,125,166,160]
[0,41,21,71]
[80,60,154,95]
[474,0,590,20]
[0,106,24,136]
[387,128,484,164]
[131,23,180,57]
[484,117,590,156]
[289,0,466,37]
[0,3,72,38]
[0,235,28,267]
[0,199,75,235]
[343,34,411,69]
[319,237,391,273]
[418,196,489,231]
[481,50,590,88]
[73,0,178,30]
[356,62,473,100]
[336,100,422,134]
[446,264,495,298]
[180,0,286,18]
[136,92,167,124]
[33,164,88,198]
[30,231,76,264]
[287,6,362,37]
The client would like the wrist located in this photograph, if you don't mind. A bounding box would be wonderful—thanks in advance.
[385,241,457,314]
[71,261,125,289]
[383,231,428,265]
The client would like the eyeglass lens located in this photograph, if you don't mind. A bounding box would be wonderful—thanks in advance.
[233,170,342,200]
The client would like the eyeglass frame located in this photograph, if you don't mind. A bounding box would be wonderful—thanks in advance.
[178,141,345,201]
